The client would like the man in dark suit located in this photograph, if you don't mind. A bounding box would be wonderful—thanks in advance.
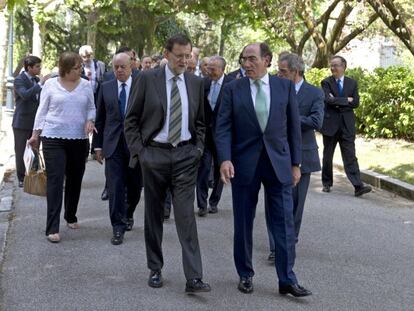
[99,47,140,202]
[321,55,372,197]
[227,52,246,80]
[93,53,142,245]
[196,56,232,217]
[216,43,311,297]
[124,34,210,293]
[12,55,50,187]
[265,53,324,261]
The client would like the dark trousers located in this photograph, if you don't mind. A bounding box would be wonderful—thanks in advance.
[266,172,311,250]
[42,138,88,235]
[13,128,33,182]
[105,136,142,233]
[140,143,203,280]
[322,128,363,188]
[232,149,297,286]
[196,145,223,209]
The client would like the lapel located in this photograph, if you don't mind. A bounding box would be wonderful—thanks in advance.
[213,75,227,113]
[109,79,122,118]
[184,72,195,124]
[240,77,262,132]
[329,76,340,96]
[267,75,279,132]
[296,81,308,108]
[342,76,350,96]
[154,68,167,115]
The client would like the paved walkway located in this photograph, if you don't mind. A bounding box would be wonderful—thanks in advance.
[0,161,413,310]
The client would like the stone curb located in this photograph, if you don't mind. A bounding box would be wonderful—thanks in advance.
[333,163,414,201]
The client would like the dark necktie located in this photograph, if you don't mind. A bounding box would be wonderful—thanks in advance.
[32,77,37,85]
[336,79,343,96]
[119,83,126,118]
[168,76,182,146]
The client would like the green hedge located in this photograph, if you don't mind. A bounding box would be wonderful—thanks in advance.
[306,66,414,141]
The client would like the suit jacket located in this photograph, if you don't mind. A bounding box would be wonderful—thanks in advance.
[215,75,301,185]
[124,67,206,168]
[227,68,245,80]
[320,75,359,136]
[93,79,127,158]
[296,81,324,173]
[12,72,41,130]
[203,75,233,149]
[103,68,140,82]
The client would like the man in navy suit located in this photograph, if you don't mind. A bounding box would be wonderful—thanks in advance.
[13,55,50,187]
[216,43,311,297]
[265,53,324,261]
[94,53,142,245]
[196,56,233,216]
[320,56,371,197]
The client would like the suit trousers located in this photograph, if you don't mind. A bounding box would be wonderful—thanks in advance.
[266,173,311,250]
[196,145,223,209]
[140,143,203,280]
[322,127,363,188]
[42,138,88,235]
[105,136,142,233]
[13,128,33,182]
[232,149,298,286]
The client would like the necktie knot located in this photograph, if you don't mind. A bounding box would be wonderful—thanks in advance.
[121,82,126,89]
[254,79,262,88]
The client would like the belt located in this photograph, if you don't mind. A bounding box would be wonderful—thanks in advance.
[148,140,191,149]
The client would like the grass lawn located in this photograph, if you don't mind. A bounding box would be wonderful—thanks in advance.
[316,134,414,185]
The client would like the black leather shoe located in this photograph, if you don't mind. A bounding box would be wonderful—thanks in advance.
[238,276,253,293]
[125,218,134,231]
[267,251,275,262]
[111,231,124,245]
[279,284,312,297]
[101,188,109,201]
[322,185,331,193]
[208,205,218,214]
[355,185,372,197]
[185,279,211,293]
[198,207,208,217]
[148,270,163,288]
[18,181,24,188]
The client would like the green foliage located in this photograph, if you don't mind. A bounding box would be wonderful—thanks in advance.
[306,66,414,141]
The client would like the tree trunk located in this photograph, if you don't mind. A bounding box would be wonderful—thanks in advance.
[87,8,99,51]
[0,9,9,106]
[219,19,227,55]
[32,9,42,58]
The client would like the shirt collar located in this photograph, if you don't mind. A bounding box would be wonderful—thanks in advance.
[336,76,344,83]
[249,72,269,86]
[117,75,132,88]
[165,64,184,81]
[213,74,225,86]
[295,78,304,93]
[25,71,35,80]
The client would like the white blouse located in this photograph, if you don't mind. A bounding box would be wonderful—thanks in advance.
[33,77,96,139]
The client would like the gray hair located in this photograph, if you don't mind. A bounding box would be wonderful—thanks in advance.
[79,45,93,56]
[278,53,305,77]
[209,55,226,70]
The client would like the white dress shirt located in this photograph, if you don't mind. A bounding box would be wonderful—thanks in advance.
[295,78,304,94]
[249,73,271,113]
[153,65,191,143]
[117,75,132,115]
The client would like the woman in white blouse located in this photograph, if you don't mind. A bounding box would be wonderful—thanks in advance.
[28,52,96,243]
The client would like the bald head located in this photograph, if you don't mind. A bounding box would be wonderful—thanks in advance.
[112,53,132,82]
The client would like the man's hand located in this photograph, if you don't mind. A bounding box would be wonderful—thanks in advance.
[95,150,104,164]
[292,166,301,187]
[347,97,353,103]
[220,160,235,185]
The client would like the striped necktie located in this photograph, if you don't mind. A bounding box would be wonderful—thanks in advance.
[254,79,268,132]
[168,76,182,146]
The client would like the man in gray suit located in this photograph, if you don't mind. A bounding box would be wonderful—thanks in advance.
[13,55,50,187]
[265,53,324,261]
[124,34,210,293]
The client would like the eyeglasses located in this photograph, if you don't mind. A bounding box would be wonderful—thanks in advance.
[169,51,192,60]
[240,56,259,64]
[330,64,344,68]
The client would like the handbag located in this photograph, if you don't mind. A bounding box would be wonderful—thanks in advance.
[23,150,47,197]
